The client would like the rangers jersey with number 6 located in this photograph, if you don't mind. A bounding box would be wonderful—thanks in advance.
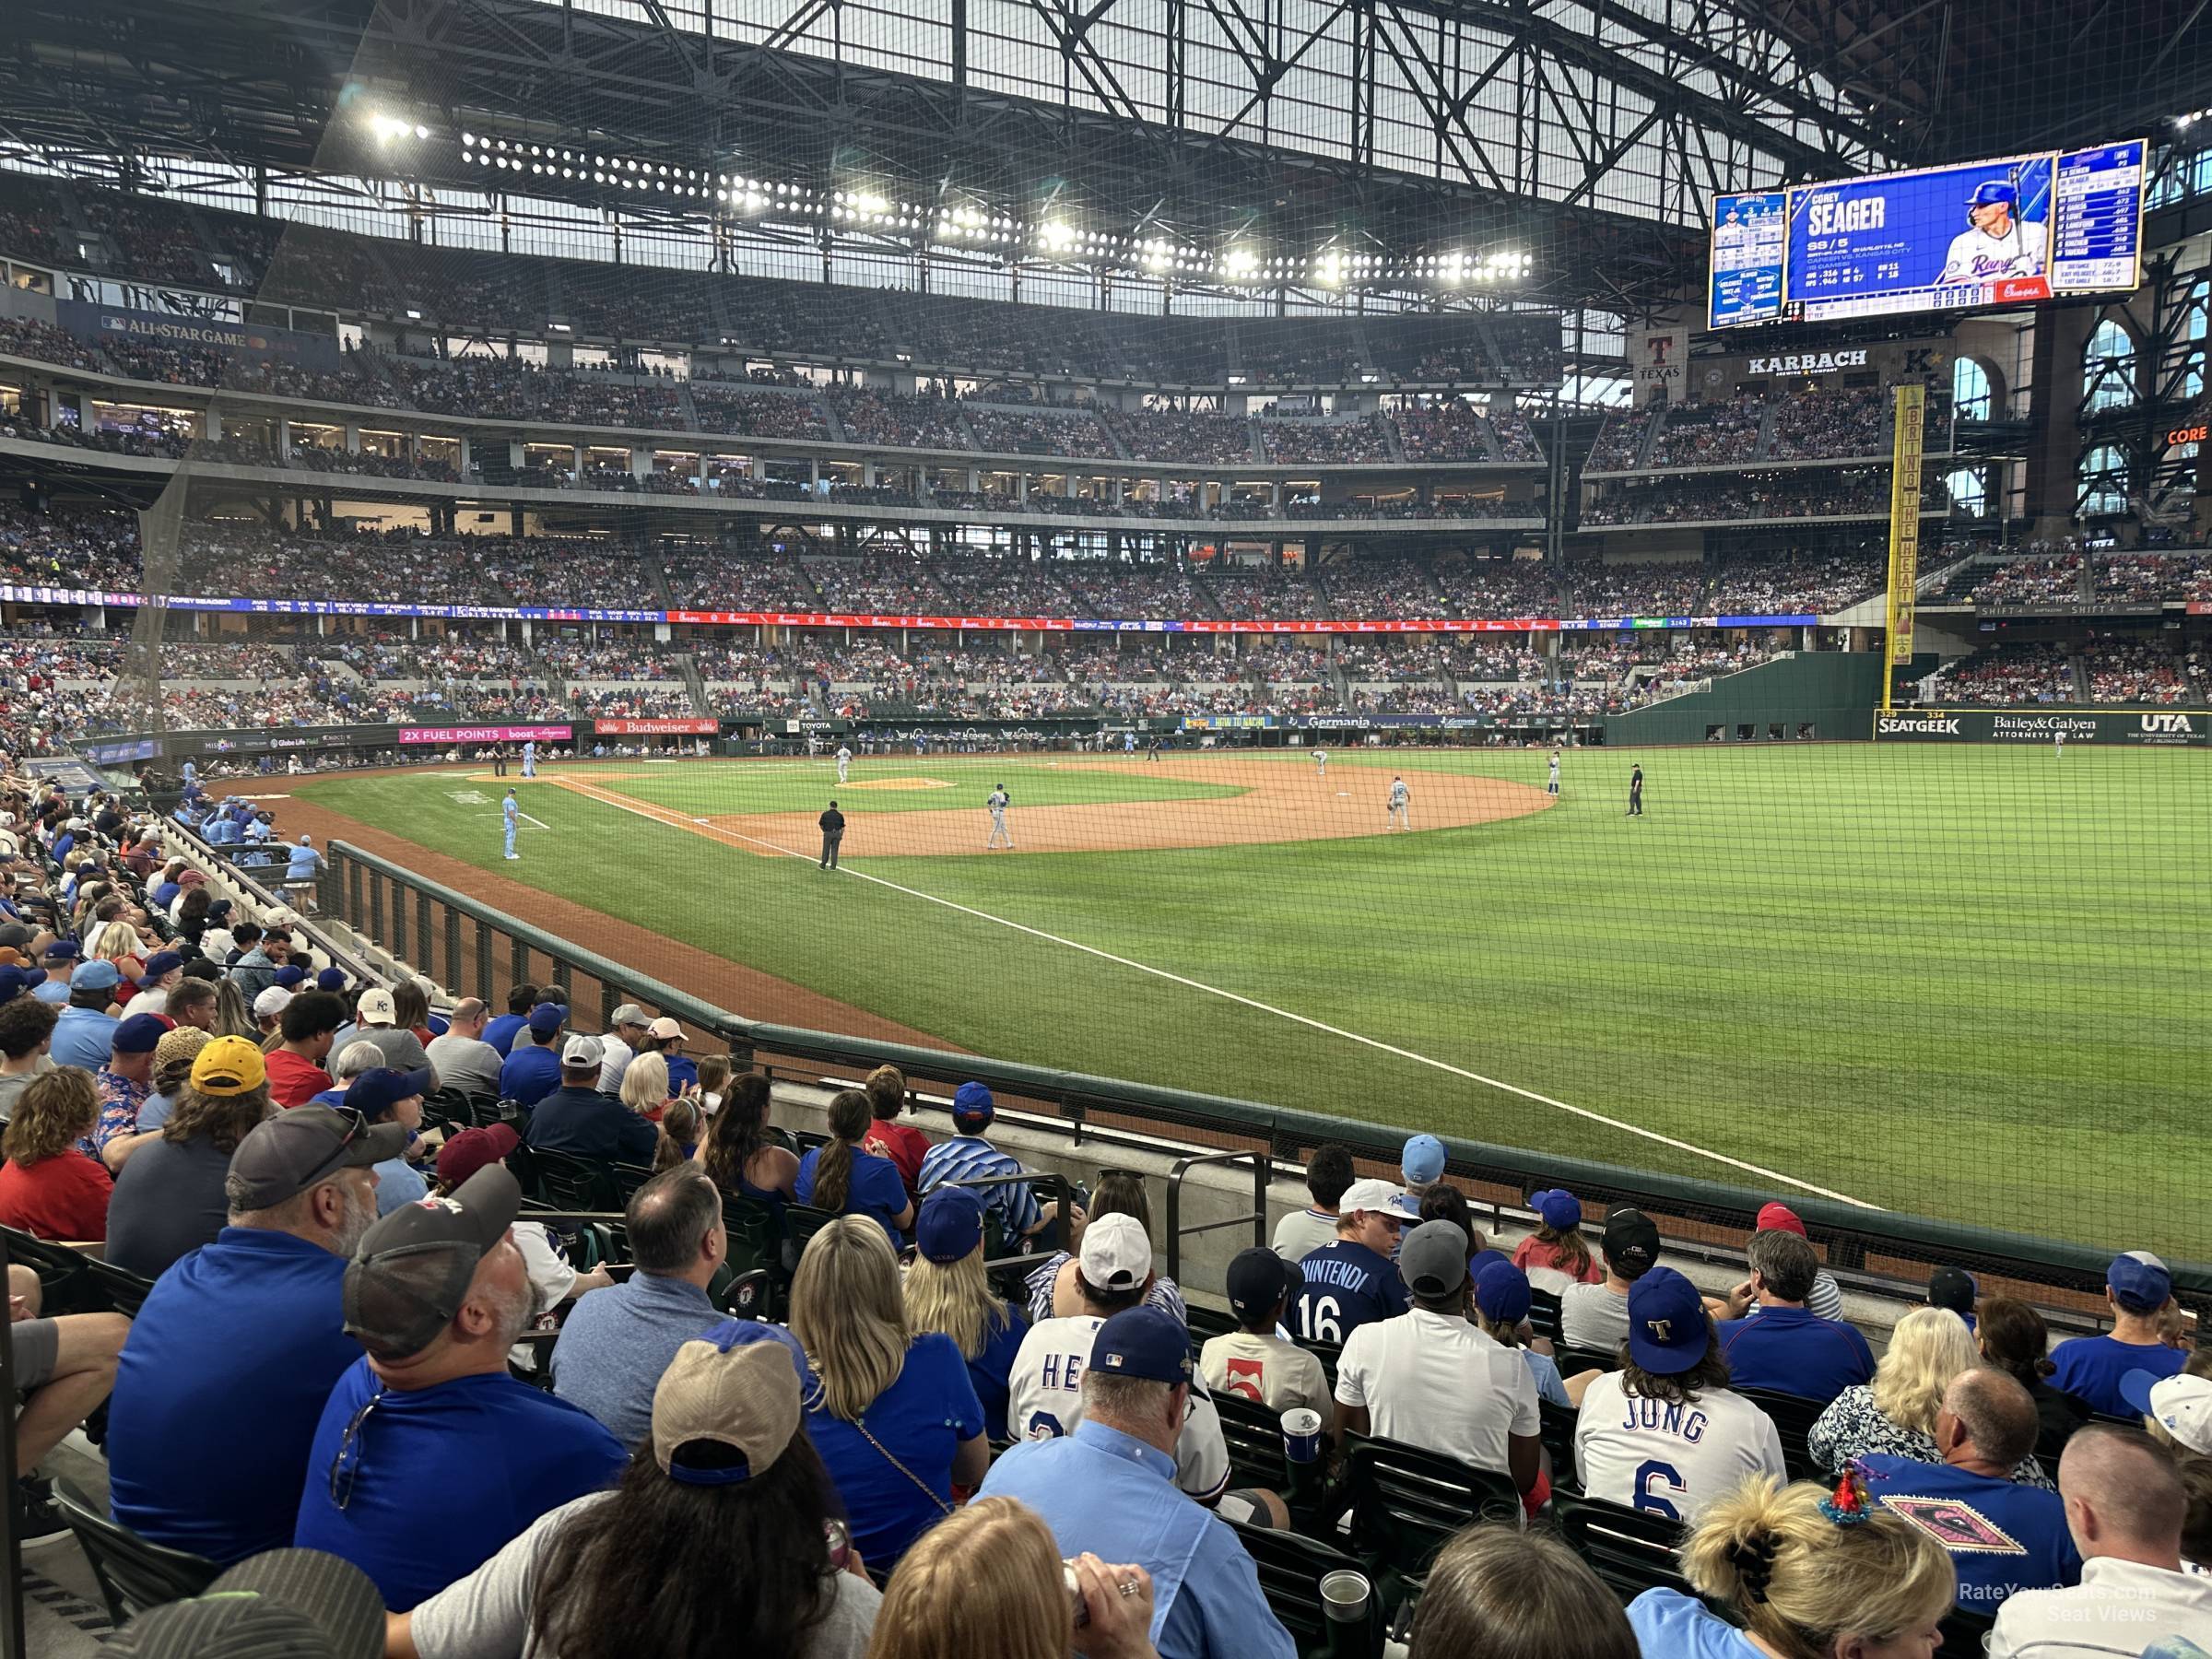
[1573,1370,1786,1521]
[1005,1312,1231,1501]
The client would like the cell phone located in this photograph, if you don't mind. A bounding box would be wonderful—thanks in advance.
[825,1518,851,1571]
[1064,1559,1089,1629]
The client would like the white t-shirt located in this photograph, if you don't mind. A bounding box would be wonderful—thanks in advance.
[1574,1371,1785,1521]
[1006,1313,1231,1500]
[1938,218,2046,286]
[1559,1282,1631,1352]
[1988,1555,2212,1657]
[1272,1208,1339,1263]
[594,1034,634,1095]
[1333,1309,1538,1478]
[1200,1331,1329,1417]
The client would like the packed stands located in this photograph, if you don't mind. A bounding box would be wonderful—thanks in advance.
[1922,641,2078,704]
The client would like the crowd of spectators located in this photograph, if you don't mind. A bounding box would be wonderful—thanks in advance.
[965,406,1120,459]
[0,317,106,374]
[1971,555,2087,606]
[1202,566,1332,621]
[1924,641,2078,704]
[1257,415,1391,465]
[1767,384,1888,460]
[0,503,144,592]
[1585,473,1902,524]
[1102,408,1257,465]
[690,383,830,441]
[1707,550,1884,614]
[2080,634,2198,704]
[1647,395,1765,467]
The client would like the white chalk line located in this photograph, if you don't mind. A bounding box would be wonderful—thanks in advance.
[556,776,1877,1208]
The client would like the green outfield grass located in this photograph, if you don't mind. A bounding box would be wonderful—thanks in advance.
[297,745,2212,1255]
[572,758,1243,817]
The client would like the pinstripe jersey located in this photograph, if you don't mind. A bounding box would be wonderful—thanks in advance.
[917,1135,1041,1235]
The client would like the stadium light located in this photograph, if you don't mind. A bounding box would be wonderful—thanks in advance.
[1220,248,1260,281]
[371,112,431,144]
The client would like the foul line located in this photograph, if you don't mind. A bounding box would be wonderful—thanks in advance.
[548,775,1877,1207]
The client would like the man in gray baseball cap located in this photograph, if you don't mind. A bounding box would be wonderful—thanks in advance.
[1330,1218,1541,1498]
[294,1166,627,1609]
[596,1002,653,1092]
[103,1104,407,1566]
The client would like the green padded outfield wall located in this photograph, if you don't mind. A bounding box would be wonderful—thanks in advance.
[1601,650,1892,745]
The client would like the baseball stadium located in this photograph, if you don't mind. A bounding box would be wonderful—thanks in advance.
[0,0,2205,1650]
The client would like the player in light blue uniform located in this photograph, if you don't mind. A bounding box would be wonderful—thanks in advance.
[521,739,537,778]
[1312,747,1328,779]
[1386,776,1411,830]
[502,789,521,860]
[1548,748,1561,795]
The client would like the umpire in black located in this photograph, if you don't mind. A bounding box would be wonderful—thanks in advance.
[818,800,846,869]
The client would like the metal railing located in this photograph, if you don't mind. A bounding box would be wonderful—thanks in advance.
[319,836,2211,1315]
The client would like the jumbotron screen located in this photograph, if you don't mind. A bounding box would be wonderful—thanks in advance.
[1708,139,2145,328]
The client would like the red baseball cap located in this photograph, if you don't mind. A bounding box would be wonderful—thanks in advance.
[435,1123,519,1189]
[1755,1202,1806,1237]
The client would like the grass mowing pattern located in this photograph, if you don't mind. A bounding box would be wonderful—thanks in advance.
[298,744,2210,1253]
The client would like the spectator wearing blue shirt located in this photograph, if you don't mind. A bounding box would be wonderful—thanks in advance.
[1862,1367,2081,1608]
[641,1017,699,1094]
[1291,1178,1419,1346]
[294,1164,628,1610]
[1628,1466,1957,1659]
[285,834,324,887]
[796,1088,914,1248]
[1714,1229,1876,1405]
[497,1003,568,1110]
[981,1306,1296,1659]
[552,1165,802,1448]
[2049,1251,2188,1418]
[312,1060,433,1217]
[916,1081,1050,1246]
[481,984,537,1058]
[903,1184,1030,1441]
[522,1035,659,1165]
[106,1100,404,1563]
[788,1214,987,1569]
[49,960,124,1071]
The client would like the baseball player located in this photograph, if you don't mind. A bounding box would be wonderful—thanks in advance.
[836,743,852,784]
[985,783,1013,850]
[1312,747,1328,779]
[1627,764,1644,818]
[1124,732,1136,757]
[806,732,821,759]
[2054,727,2065,759]
[1386,776,1411,830]
[501,789,520,860]
[1937,182,2045,287]
[520,738,536,779]
[1547,748,1561,796]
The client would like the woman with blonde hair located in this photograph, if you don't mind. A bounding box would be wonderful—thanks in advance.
[904,1186,1028,1440]
[619,1051,671,1120]
[1629,1472,1956,1658]
[1809,1307,2052,1488]
[0,1067,109,1241]
[211,975,257,1041]
[866,1495,1157,1659]
[790,1216,988,1568]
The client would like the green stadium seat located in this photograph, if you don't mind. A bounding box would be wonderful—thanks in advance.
[1526,1287,1564,1343]
[1210,1390,1290,1492]
[532,1148,622,1212]
[1537,1396,1581,1494]
[1344,1436,1522,1606]
[1551,1491,1693,1604]
[52,1480,220,1625]
[1228,1519,1382,1659]
[83,1257,158,1319]
[0,1226,98,1315]
[1737,1387,1829,1482]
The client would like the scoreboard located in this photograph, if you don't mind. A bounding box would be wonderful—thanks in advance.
[1708,139,2145,330]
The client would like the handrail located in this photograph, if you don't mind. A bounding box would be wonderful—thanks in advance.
[1165,1149,1273,1284]
[167,823,384,989]
[320,836,2212,1306]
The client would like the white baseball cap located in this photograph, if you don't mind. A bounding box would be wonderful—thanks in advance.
[1340,1178,1420,1220]
[2124,1370,2212,1455]
[1078,1213,1154,1292]
[253,986,294,1019]
[562,1033,606,1069]
[356,988,397,1026]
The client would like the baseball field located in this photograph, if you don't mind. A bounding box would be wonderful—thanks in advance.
[285,743,2210,1256]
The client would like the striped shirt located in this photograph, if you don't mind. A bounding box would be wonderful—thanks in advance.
[917,1135,1041,1236]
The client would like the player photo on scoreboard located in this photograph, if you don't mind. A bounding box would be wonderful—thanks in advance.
[1936,170,2048,288]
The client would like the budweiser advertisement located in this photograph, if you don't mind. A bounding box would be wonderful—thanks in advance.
[593,719,720,735]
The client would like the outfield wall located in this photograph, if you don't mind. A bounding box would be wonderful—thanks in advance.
[1599,651,1888,745]
[1874,708,2211,745]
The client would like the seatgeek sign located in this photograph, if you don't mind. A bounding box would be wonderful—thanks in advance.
[1876,709,2206,746]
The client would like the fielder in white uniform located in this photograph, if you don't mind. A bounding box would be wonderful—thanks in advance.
[836,744,852,783]
[1571,1268,1786,1522]
[1312,748,1328,778]
[1937,182,2046,287]
[1386,775,1411,830]
[985,784,1013,850]
[1547,749,1561,796]
[2054,729,2065,759]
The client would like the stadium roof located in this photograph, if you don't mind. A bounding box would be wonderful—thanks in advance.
[0,0,2203,318]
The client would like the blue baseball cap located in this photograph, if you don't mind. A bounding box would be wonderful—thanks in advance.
[915,1185,986,1265]
[526,1002,567,1037]
[1968,180,2018,209]
[347,1066,433,1122]
[1089,1306,1192,1387]
[272,964,307,989]
[112,1012,168,1055]
[316,967,347,993]
[951,1081,994,1126]
[42,940,80,961]
[1402,1133,1447,1186]
[2108,1251,2173,1314]
[0,966,46,1004]
[138,950,183,985]
[1627,1265,1711,1375]
[1531,1189,1583,1231]
[72,959,122,992]
[1474,1258,1533,1326]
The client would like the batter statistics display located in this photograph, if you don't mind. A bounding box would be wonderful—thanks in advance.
[1707,139,2144,329]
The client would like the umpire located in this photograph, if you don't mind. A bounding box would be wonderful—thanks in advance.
[818,800,845,869]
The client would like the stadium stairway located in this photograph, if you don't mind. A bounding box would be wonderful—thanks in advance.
[673,652,711,714]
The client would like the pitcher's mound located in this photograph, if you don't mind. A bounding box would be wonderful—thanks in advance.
[846,777,954,791]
